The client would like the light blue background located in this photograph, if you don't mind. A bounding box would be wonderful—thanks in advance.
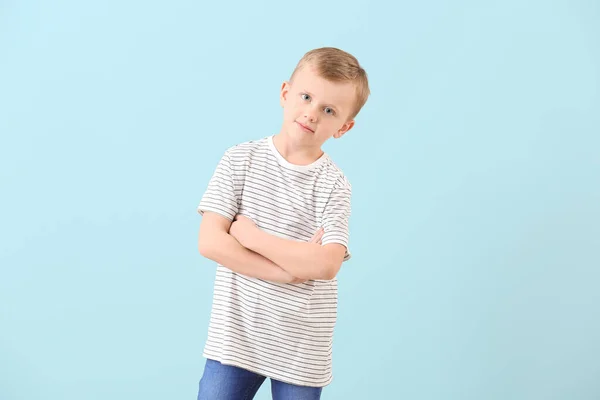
[1,1,598,399]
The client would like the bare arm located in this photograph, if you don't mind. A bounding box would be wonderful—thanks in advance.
[230,216,345,281]
[198,211,302,283]
[249,229,345,281]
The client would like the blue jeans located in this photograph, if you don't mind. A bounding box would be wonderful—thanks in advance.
[197,358,323,400]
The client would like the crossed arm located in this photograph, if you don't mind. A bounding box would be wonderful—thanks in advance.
[197,212,346,283]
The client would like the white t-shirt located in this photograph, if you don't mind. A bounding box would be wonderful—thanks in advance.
[197,135,352,387]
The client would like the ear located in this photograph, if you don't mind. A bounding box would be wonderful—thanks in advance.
[333,119,355,139]
[280,81,290,107]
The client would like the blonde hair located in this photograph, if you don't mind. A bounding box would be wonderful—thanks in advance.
[290,47,370,120]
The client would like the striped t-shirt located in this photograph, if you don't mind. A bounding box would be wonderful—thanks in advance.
[196,134,352,387]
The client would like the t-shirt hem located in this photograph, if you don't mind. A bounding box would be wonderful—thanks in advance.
[202,352,333,388]
[197,206,235,221]
[322,240,352,261]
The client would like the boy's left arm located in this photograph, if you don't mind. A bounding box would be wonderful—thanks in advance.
[230,181,352,281]
[231,218,345,281]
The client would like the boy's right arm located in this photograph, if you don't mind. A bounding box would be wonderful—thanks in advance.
[198,211,299,284]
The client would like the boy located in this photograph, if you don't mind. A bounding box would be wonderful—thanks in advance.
[196,47,370,400]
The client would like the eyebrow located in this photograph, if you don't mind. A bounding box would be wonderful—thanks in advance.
[303,90,341,111]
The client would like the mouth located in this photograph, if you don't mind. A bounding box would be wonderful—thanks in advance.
[296,121,315,133]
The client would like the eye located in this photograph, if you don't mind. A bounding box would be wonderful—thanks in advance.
[301,93,311,101]
[324,107,335,116]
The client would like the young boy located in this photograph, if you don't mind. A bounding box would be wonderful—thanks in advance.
[196,47,370,400]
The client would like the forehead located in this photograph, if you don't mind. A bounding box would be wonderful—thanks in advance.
[291,65,356,111]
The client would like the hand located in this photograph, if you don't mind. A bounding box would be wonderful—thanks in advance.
[309,227,324,246]
[289,227,324,284]
[229,215,258,248]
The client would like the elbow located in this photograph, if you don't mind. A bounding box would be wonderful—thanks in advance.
[198,241,210,258]
[198,237,217,259]
[320,262,341,281]
[321,271,335,281]
[318,244,346,280]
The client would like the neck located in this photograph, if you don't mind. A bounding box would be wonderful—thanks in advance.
[272,131,324,166]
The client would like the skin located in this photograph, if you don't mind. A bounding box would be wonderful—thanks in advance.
[273,63,357,164]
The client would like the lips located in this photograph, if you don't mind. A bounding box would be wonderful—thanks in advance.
[296,121,314,133]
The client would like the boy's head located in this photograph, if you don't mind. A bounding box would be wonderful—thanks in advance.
[279,47,370,148]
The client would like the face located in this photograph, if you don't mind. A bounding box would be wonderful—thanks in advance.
[279,64,356,148]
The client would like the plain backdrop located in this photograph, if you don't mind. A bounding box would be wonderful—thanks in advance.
[1,1,599,399]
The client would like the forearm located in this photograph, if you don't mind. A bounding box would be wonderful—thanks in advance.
[248,230,331,281]
[199,230,297,283]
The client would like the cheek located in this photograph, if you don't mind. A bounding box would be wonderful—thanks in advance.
[283,107,295,120]
[284,102,300,118]
[324,118,338,129]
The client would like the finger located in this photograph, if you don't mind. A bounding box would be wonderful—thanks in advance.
[308,227,324,243]
[315,229,324,241]
[309,231,320,243]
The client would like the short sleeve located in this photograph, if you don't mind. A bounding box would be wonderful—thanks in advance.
[197,151,239,221]
[320,181,352,262]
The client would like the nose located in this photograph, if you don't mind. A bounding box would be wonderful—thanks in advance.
[304,106,317,123]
